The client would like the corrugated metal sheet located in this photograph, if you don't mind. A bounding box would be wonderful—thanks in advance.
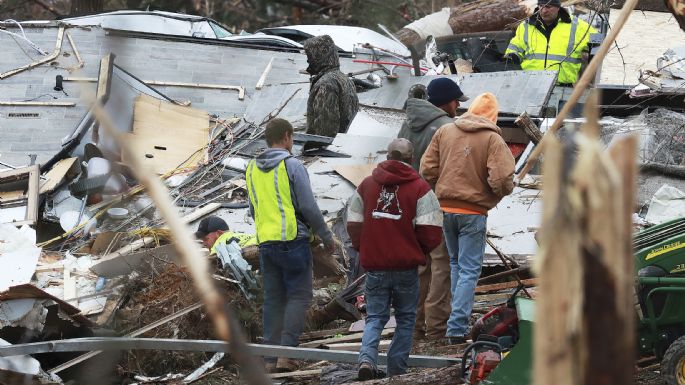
[357,71,558,117]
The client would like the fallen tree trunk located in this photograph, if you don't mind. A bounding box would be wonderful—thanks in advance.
[394,0,529,47]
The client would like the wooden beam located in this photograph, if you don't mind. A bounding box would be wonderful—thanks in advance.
[0,27,65,79]
[477,266,529,285]
[95,53,114,103]
[301,328,394,348]
[179,202,222,224]
[65,32,84,71]
[269,369,321,379]
[255,58,274,90]
[0,102,75,107]
[0,165,40,226]
[475,278,536,294]
[326,340,391,352]
[39,157,78,194]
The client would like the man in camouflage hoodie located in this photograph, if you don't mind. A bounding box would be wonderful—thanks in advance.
[303,35,359,138]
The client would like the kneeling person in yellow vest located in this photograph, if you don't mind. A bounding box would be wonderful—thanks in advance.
[245,118,335,372]
[195,215,257,253]
[504,0,596,85]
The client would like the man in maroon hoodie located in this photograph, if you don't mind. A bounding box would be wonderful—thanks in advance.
[347,138,443,380]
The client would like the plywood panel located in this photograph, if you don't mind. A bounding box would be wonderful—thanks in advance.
[125,94,209,175]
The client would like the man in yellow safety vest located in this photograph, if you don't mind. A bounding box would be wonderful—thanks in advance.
[504,0,596,86]
[245,118,335,372]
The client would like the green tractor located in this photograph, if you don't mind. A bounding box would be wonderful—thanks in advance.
[463,217,685,385]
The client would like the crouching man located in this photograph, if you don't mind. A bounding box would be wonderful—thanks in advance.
[347,138,443,379]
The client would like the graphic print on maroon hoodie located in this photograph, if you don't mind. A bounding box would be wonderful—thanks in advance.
[373,185,403,220]
[346,160,443,271]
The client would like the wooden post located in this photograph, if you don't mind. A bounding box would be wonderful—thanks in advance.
[533,91,636,385]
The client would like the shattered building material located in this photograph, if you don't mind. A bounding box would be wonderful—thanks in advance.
[0,166,40,227]
[39,158,78,195]
[0,225,40,291]
[0,285,95,327]
[90,243,179,278]
[0,27,64,80]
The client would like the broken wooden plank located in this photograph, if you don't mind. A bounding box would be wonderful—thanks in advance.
[0,27,65,79]
[180,203,222,224]
[301,328,394,348]
[63,268,76,306]
[334,164,378,187]
[90,243,179,278]
[477,267,529,285]
[475,278,536,294]
[39,157,78,194]
[65,31,84,71]
[269,369,322,379]
[0,165,40,227]
[299,327,350,342]
[326,340,391,352]
[255,58,274,90]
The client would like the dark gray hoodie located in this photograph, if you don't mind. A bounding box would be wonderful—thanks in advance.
[397,98,455,171]
[248,148,333,244]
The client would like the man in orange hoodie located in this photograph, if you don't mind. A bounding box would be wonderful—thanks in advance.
[420,92,515,343]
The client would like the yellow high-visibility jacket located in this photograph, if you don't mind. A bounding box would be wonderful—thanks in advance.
[245,159,298,244]
[505,9,596,85]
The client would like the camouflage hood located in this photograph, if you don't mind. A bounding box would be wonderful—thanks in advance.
[303,35,340,77]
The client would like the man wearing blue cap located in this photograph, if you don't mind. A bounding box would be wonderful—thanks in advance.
[398,77,468,341]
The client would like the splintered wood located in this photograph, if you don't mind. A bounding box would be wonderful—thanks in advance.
[533,91,636,385]
[125,94,209,175]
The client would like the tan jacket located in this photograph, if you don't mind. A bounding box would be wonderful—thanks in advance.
[419,112,515,214]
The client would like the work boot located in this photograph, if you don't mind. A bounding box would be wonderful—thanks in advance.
[276,357,297,372]
[358,361,375,381]
[446,335,467,345]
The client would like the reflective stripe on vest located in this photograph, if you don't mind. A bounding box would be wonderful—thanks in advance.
[511,17,591,84]
[245,159,297,243]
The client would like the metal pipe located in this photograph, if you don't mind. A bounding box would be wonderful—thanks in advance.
[0,337,460,369]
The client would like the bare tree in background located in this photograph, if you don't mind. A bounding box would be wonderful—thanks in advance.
[70,0,104,15]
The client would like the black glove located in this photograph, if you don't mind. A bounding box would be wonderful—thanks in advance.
[503,53,522,65]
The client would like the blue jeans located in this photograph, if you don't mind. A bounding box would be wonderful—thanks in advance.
[443,213,487,337]
[259,237,313,358]
[359,269,419,377]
